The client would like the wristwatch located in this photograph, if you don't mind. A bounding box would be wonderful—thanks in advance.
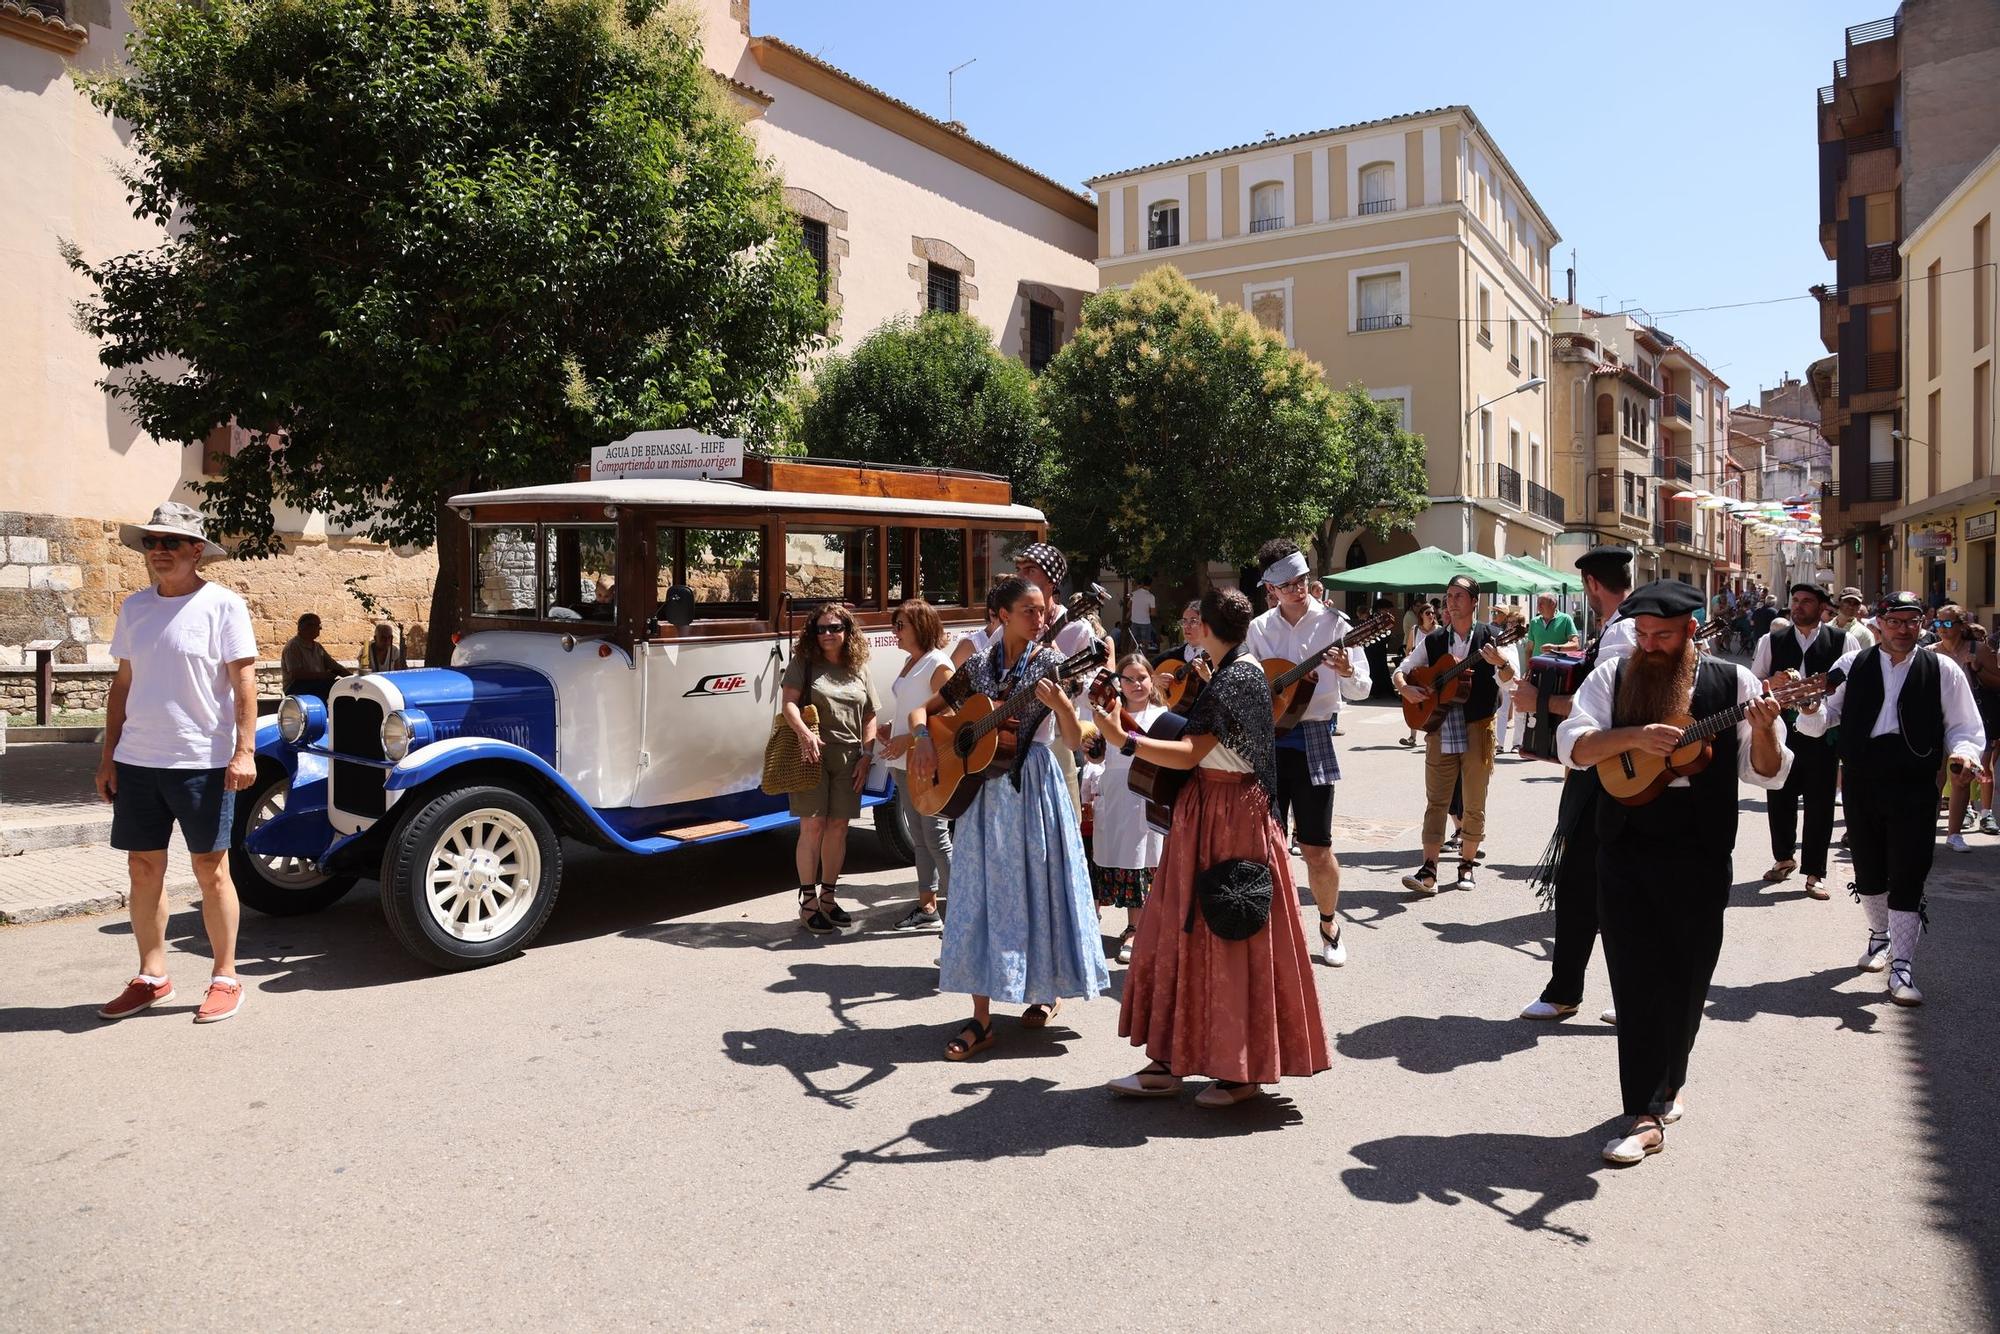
[1120,735,1139,757]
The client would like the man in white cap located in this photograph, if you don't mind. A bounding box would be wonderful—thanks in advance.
[94,502,258,1025]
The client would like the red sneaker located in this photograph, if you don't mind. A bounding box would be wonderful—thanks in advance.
[99,976,174,1020]
[194,977,245,1024]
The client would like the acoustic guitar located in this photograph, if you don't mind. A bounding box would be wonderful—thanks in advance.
[1595,669,1841,806]
[1153,651,1209,711]
[1400,623,1530,733]
[1263,609,1398,735]
[1082,670,1193,836]
[1519,617,1731,761]
[907,641,1108,819]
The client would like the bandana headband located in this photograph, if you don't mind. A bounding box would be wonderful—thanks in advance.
[1261,550,1310,587]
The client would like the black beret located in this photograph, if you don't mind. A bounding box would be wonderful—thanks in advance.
[1789,582,1830,600]
[1577,544,1634,572]
[1622,579,1706,621]
[1879,589,1925,613]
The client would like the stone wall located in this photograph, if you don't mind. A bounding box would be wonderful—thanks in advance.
[0,511,438,668]
[0,660,434,719]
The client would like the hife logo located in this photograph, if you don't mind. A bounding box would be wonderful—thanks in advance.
[683,673,750,698]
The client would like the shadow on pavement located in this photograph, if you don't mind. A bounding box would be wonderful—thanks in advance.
[1340,1124,1621,1243]
[809,1076,1303,1190]
[1421,909,1551,961]
[1702,967,1887,1033]
[1337,1012,1611,1075]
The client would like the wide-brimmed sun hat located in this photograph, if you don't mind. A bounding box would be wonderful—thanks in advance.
[120,502,226,560]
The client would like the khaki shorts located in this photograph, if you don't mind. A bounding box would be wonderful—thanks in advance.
[790,742,864,821]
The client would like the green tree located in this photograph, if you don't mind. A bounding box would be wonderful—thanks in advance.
[65,0,827,644]
[797,312,1042,492]
[1039,266,1425,581]
[1310,387,1431,572]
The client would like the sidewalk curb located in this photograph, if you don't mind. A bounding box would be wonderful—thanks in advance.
[0,874,200,926]
[0,818,115,856]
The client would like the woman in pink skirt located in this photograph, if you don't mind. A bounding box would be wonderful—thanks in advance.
[1091,587,1329,1107]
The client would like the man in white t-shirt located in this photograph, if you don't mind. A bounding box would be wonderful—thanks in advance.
[94,503,259,1026]
[1126,577,1157,652]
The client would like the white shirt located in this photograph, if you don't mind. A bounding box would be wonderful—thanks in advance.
[1397,623,1476,676]
[1750,621,1836,681]
[1795,646,1986,766]
[1832,617,1875,653]
[1091,703,1166,870]
[1127,588,1155,627]
[1246,602,1371,721]
[1593,615,1638,666]
[109,581,257,769]
[1556,658,1792,790]
[886,648,953,771]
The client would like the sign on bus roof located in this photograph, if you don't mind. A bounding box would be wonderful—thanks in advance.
[590,429,744,481]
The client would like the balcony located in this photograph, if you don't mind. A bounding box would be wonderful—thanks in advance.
[1527,480,1564,524]
[1814,285,1839,354]
[1661,394,1692,426]
[1494,463,1522,507]
[1656,452,1694,485]
[1508,355,1520,374]
[1249,215,1285,234]
[1358,197,1397,216]
[1356,313,1406,332]
[1656,518,1694,549]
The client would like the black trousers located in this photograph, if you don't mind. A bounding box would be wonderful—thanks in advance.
[1541,816,1601,1006]
[1596,839,1729,1117]
[1844,746,1938,911]
[1767,729,1838,877]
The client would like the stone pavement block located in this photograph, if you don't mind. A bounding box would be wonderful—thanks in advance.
[0,842,198,924]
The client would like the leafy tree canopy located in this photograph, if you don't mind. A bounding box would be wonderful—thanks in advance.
[1038,266,1426,579]
[797,312,1042,493]
[1311,386,1431,569]
[67,0,827,635]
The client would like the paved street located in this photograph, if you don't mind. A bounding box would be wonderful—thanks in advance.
[3,697,1996,1331]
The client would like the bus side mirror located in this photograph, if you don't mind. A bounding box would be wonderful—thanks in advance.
[661,585,696,629]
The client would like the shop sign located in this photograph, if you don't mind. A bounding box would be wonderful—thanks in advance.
[1966,511,1997,541]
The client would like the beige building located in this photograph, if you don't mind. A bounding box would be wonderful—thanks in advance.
[1,0,1094,692]
[1889,142,2000,617]
[1086,107,1562,575]
[1548,305,1735,591]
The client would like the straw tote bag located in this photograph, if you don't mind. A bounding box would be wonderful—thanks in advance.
[761,656,821,795]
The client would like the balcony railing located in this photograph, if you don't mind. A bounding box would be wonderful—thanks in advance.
[1249,216,1285,234]
[1655,453,1693,483]
[1494,463,1522,507]
[1656,519,1693,548]
[1663,393,1692,423]
[1527,480,1564,523]
[1358,197,1397,216]
[1848,15,1897,45]
[1356,313,1405,332]
[1848,129,1897,156]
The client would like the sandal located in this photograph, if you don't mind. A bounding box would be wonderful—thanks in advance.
[1116,927,1136,965]
[944,1018,994,1061]
[1020,999,1062,1028]
[817,886,852,928]
[797,885,835,935]
[1194,1080,1261,1108]
[1601,1116,1666,1165]
[1762,860,1796,884]
[1107,1060,1183,1098]
[1804,876,1829,900]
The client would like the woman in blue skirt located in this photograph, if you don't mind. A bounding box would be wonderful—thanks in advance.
[907,576,1109,1060]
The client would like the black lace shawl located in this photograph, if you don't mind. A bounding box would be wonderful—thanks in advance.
[939,640,1064,786]
[1180,646,1277,804]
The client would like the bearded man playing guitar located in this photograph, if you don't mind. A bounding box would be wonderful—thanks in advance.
[1557,580,1789,1166]
[1244,540,1371,966]
[1392,574,1518,894]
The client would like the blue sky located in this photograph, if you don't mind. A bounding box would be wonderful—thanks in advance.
[756,0,1893,408]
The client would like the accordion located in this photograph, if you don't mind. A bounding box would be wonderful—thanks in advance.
[1519,650,1588,762]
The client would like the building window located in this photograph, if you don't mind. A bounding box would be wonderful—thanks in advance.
[1029,301,1056,373]
[1596,392,1614,435]
[1978,362,1993,479]
[800,217,829,303]
[1928,260,1942,380]
[1976,216,1992,351]
[1478,410,1493,490]
[927,262,961,315]
[1147,201,1180,250]
[1528,335,1540,378]
[1507,316,1520,372]
[1477,287,1492,345]
[1358,161,1395,215]
[1250,181,1284,233]
[1355,271,1405,331]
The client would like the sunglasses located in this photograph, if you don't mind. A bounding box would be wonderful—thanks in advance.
[814,623,847,635]
[139,535,187,551]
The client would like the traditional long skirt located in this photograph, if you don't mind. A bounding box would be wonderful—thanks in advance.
[939,743,1109,1005]
[1120,770,1330,1082]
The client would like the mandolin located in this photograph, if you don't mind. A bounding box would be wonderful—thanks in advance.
[907,641,1108,819]
[1263,609,1398,735]
[1596,669,1842,806]
[1400,622,1530,733]
[1154,650,1209,711]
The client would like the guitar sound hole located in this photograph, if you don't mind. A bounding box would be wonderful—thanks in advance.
[955,731,974,758]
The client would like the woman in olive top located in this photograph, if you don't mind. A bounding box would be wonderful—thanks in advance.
[782,604,879,935]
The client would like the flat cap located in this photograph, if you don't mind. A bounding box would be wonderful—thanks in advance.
[1577,545,1634,573]
[1789,582,1830,600]
[1879,590,1925,613]
[1622,579,1706,621]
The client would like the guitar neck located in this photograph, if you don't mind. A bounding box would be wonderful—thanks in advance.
[967,653,1092,742]
[1272,618,1386,691]
[1430,631,1519,688]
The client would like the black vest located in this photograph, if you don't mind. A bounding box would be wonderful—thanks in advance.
[1424,623,1501,722]
[1598,659,1744,850]
[1766,624,1846,677]
[1836,646,1946,778]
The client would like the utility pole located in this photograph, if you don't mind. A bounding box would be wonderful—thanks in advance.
[947,58,976,124]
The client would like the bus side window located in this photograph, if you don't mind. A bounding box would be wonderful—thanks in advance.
[920,529,966,605]
[656,524,764,621]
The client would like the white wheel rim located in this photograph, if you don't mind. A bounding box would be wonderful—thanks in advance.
[248,784,330,889]
[424,809,541,942]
